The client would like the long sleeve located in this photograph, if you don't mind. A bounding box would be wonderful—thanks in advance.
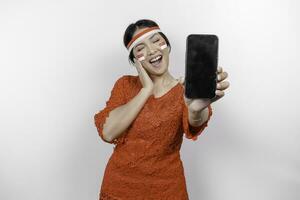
[94,75,128,145]
[181,98,213,141]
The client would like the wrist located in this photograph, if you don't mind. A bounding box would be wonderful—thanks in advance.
[140,88,152,98]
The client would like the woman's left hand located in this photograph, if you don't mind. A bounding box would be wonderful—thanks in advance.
[177,66,230,112]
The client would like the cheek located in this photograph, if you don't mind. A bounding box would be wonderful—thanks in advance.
[159,41,167,50]
[136,52,145,61]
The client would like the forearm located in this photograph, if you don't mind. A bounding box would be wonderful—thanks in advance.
[102,88,151,142]
[188,106,209,127]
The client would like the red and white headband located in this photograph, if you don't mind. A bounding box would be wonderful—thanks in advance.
[126,26,167,53]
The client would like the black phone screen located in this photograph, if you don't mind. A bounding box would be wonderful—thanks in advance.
[185,34,218,99]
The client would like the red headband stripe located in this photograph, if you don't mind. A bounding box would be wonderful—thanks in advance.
[126,26,160,49]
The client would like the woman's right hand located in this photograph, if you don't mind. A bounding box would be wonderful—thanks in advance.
[133,58,154,92]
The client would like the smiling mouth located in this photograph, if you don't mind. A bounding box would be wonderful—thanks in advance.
[149,55,163,67]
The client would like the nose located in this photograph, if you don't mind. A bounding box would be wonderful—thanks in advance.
[147,44,157,56]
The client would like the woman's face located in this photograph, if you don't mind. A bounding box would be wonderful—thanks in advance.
[132,28,170,76]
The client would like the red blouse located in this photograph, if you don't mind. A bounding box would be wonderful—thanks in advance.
[94,75,213,200]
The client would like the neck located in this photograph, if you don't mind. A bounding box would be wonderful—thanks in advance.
[150,71,176,88]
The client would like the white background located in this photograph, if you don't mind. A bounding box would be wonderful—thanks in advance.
[1,0,299,199]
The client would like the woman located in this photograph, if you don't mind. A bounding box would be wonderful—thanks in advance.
[94,19,230,200]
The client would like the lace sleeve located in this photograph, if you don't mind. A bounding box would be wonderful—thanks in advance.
[94,76,128,145]
[182,100,213,141]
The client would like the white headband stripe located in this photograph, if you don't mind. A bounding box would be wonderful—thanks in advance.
[127,29,162,53]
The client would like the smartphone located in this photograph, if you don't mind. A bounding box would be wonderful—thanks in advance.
[185,34,218,99]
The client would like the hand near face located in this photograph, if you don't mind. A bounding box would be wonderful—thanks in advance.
[133,58,154,92]
[177,66,230,112]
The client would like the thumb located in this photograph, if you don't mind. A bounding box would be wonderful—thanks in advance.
[134,58,145,69]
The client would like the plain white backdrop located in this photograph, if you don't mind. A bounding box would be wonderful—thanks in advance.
[0,0,299,199]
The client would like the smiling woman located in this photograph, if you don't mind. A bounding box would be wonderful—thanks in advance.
[123,20,172,66]
[94,19,214,200]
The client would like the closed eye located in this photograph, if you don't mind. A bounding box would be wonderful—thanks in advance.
[137,47,144,51]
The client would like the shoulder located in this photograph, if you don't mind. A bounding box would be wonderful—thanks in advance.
[114,74,133,83]
[176,83,186,104]
[114,75,139,88]
[117,74,139,86]
[116,74,137,81]
[177,82,185,95]
[113,75,139,101]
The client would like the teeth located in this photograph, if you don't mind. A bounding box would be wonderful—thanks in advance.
[150,55,162,63]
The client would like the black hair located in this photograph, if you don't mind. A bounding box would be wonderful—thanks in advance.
[123,19,171,65]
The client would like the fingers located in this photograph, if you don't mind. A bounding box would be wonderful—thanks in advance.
[133,58,142,68]
[133,58,143,75]
[217,66,223,73]
[217,71,228,82]
[217,81,230,90]
[133,58,139,68]
[215,89,225,98]
[212,67,228,103]
[211,91,223,102]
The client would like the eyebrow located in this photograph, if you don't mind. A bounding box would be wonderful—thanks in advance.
[149,33,158,40]
[135,33,159,48]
